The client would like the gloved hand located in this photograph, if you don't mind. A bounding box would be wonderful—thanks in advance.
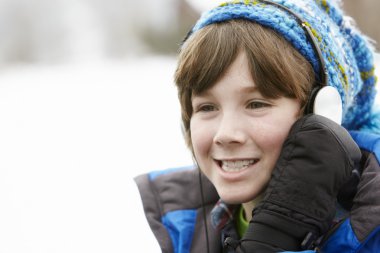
[225,114,362,253]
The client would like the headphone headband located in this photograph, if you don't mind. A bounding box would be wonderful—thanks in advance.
[258,0,328,87]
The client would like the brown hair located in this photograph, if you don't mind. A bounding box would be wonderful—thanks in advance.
[175,19,314,149]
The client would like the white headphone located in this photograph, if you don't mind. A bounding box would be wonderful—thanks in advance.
[307,85,343,125]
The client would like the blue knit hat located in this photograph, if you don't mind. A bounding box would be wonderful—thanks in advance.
[189,0,378,132]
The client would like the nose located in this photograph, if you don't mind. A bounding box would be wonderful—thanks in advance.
[213,113,247,146]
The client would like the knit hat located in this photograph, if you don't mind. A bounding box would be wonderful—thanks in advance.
[189,0,378,132]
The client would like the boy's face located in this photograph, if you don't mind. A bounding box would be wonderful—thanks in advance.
[190,52,301,204]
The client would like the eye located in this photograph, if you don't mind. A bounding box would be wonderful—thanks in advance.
[196,104,217,112]
[247,101,270,110]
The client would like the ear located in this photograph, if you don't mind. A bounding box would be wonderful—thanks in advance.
[312,86,343,125]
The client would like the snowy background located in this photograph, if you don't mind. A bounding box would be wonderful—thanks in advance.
[0,0,378,252]
[0,57,192,252]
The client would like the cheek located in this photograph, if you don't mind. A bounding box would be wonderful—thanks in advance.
[261,123,291,149]
[263,131,287,166]
[190,119,212,161]
[256,115,298,166]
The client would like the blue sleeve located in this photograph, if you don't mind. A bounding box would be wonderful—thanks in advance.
[320,218,380,253]
[321,219,360,252]
[280,251,315,253]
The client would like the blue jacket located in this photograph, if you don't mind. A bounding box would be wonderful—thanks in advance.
[135,131,380,253]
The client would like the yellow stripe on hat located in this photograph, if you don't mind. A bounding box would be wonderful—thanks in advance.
[361,67,375,81]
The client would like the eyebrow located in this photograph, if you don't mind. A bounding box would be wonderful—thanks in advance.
[240,86,258,93]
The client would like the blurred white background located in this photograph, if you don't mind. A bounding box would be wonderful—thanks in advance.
[0,0,378,252]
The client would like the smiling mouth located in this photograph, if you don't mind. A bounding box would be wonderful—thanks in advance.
[217,159,259,172]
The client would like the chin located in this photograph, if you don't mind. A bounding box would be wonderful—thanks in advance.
[219,189,258,205]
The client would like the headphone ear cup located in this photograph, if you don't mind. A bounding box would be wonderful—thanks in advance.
[312,86,343,125]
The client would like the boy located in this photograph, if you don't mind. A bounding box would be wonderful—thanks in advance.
[135,0,380,252]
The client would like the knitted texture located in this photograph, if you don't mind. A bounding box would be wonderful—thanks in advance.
[190,0,378,132]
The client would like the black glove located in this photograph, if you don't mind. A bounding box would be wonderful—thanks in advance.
[226,114,362,252]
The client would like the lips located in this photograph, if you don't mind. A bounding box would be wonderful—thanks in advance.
[218,159,259,172]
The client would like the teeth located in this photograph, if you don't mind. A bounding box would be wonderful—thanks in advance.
[221,159,256,172]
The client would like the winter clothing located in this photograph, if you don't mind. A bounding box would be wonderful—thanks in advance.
[135,166,220,253]
[135,129,380,252]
